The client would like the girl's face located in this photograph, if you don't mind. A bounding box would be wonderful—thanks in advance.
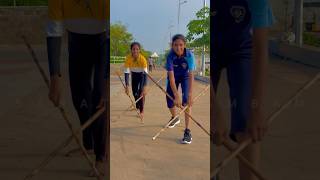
[172,39,185,57]
[131,45,140,58]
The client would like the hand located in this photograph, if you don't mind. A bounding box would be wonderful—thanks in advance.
[48,75,62,107]
[173,93,182,108]
[141,87,147,97]
[247,108,268,143]
[125,86,129,95]
[96,97,106,109]
[212,110,228,146]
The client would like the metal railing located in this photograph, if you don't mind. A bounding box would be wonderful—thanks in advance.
[110,56,125,64]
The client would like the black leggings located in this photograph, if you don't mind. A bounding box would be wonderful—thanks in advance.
[68,31,107,161]
[131,72,145,113]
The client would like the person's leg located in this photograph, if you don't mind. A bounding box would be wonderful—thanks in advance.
[90,32,107,175]
[137,73,145,114]
[182,76,190,129]
[227,57,259,180]
[181,76,192,144]
[131,72,140,110]
[166,78,181,128]
[236,134,261,180]
[68,31,94,151]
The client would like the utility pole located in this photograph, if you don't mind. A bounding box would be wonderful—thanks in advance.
[178,0,187,33]
[201,0,207,76]
[294,0,303,46]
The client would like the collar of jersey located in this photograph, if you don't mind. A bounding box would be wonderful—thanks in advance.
[169,48,192,60]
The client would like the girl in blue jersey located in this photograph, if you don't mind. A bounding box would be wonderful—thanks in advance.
[165,34,196,144]
[212,0,274,179]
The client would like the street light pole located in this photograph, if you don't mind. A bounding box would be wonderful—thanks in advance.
[294,0,303,46]
[178,0,187,33]
[201,0,207,76]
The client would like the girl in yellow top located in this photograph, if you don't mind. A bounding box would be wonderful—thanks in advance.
[46,0,109,177]
[124,42,148,119]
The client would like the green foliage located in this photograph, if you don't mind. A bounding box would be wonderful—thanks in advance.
[110,22,152,58]
[303,32,320,47]
[186,6,210,48]
[110,22,134,56]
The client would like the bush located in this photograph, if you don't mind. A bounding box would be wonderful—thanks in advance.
[303,32,320,47]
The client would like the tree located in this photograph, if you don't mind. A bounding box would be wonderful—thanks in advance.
[186,6,210,49]
[110,22,152,57]
[110,22,133,56]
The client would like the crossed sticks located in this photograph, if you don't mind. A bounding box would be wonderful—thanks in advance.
[115,71,144,123]
[146,73,210,139]
[22,35,105,180]
[147,72,269,180]
[211,72,320,179]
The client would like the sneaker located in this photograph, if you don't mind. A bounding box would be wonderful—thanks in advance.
[181,129,192,144]
[167,117,180,128]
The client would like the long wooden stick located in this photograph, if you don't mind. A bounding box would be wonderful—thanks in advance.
[149,73,267,180]
[152,84,210,140]
[212,72,320,178]
[125,74,165,111]
[222,140,268,180]
[115,71,144,123]
[22,35,101,179]
[146,73,210,138]
[24,107,105,179]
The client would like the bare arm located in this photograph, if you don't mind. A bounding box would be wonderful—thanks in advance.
[168,71,179,97]
[248,28,269,142]
[251,28,268,112]
[188,72,194,96]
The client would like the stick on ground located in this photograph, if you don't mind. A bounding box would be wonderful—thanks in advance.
[146,73,210,139]
[22,35,102,180]
[211,72,320,178]
[115,71,144,123]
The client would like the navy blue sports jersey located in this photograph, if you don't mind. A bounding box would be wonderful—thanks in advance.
[166,48,196,78]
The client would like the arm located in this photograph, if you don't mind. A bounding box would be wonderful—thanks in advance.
[247,0,274,141]
[248,28,269,142]
[251,28,268,112]
[47,0,63,77]
[124,65,130,94]
[168,71,179,97]
[47,0,64,106]
[141,58,149,95]
[187,51,196,106]
[187,71,194,106]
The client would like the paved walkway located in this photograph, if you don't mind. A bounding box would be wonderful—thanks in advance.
[213,56,320,180]
[110,64,210,180]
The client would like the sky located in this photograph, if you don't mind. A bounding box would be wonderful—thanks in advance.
[111,0,210,54]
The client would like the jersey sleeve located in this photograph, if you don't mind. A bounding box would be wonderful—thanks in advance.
[187,52,196,72]
[165,55,173,71]
[47,0,64,37]
[247,0,275,28]
[124,56,130,73]
[141,55,148,73]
